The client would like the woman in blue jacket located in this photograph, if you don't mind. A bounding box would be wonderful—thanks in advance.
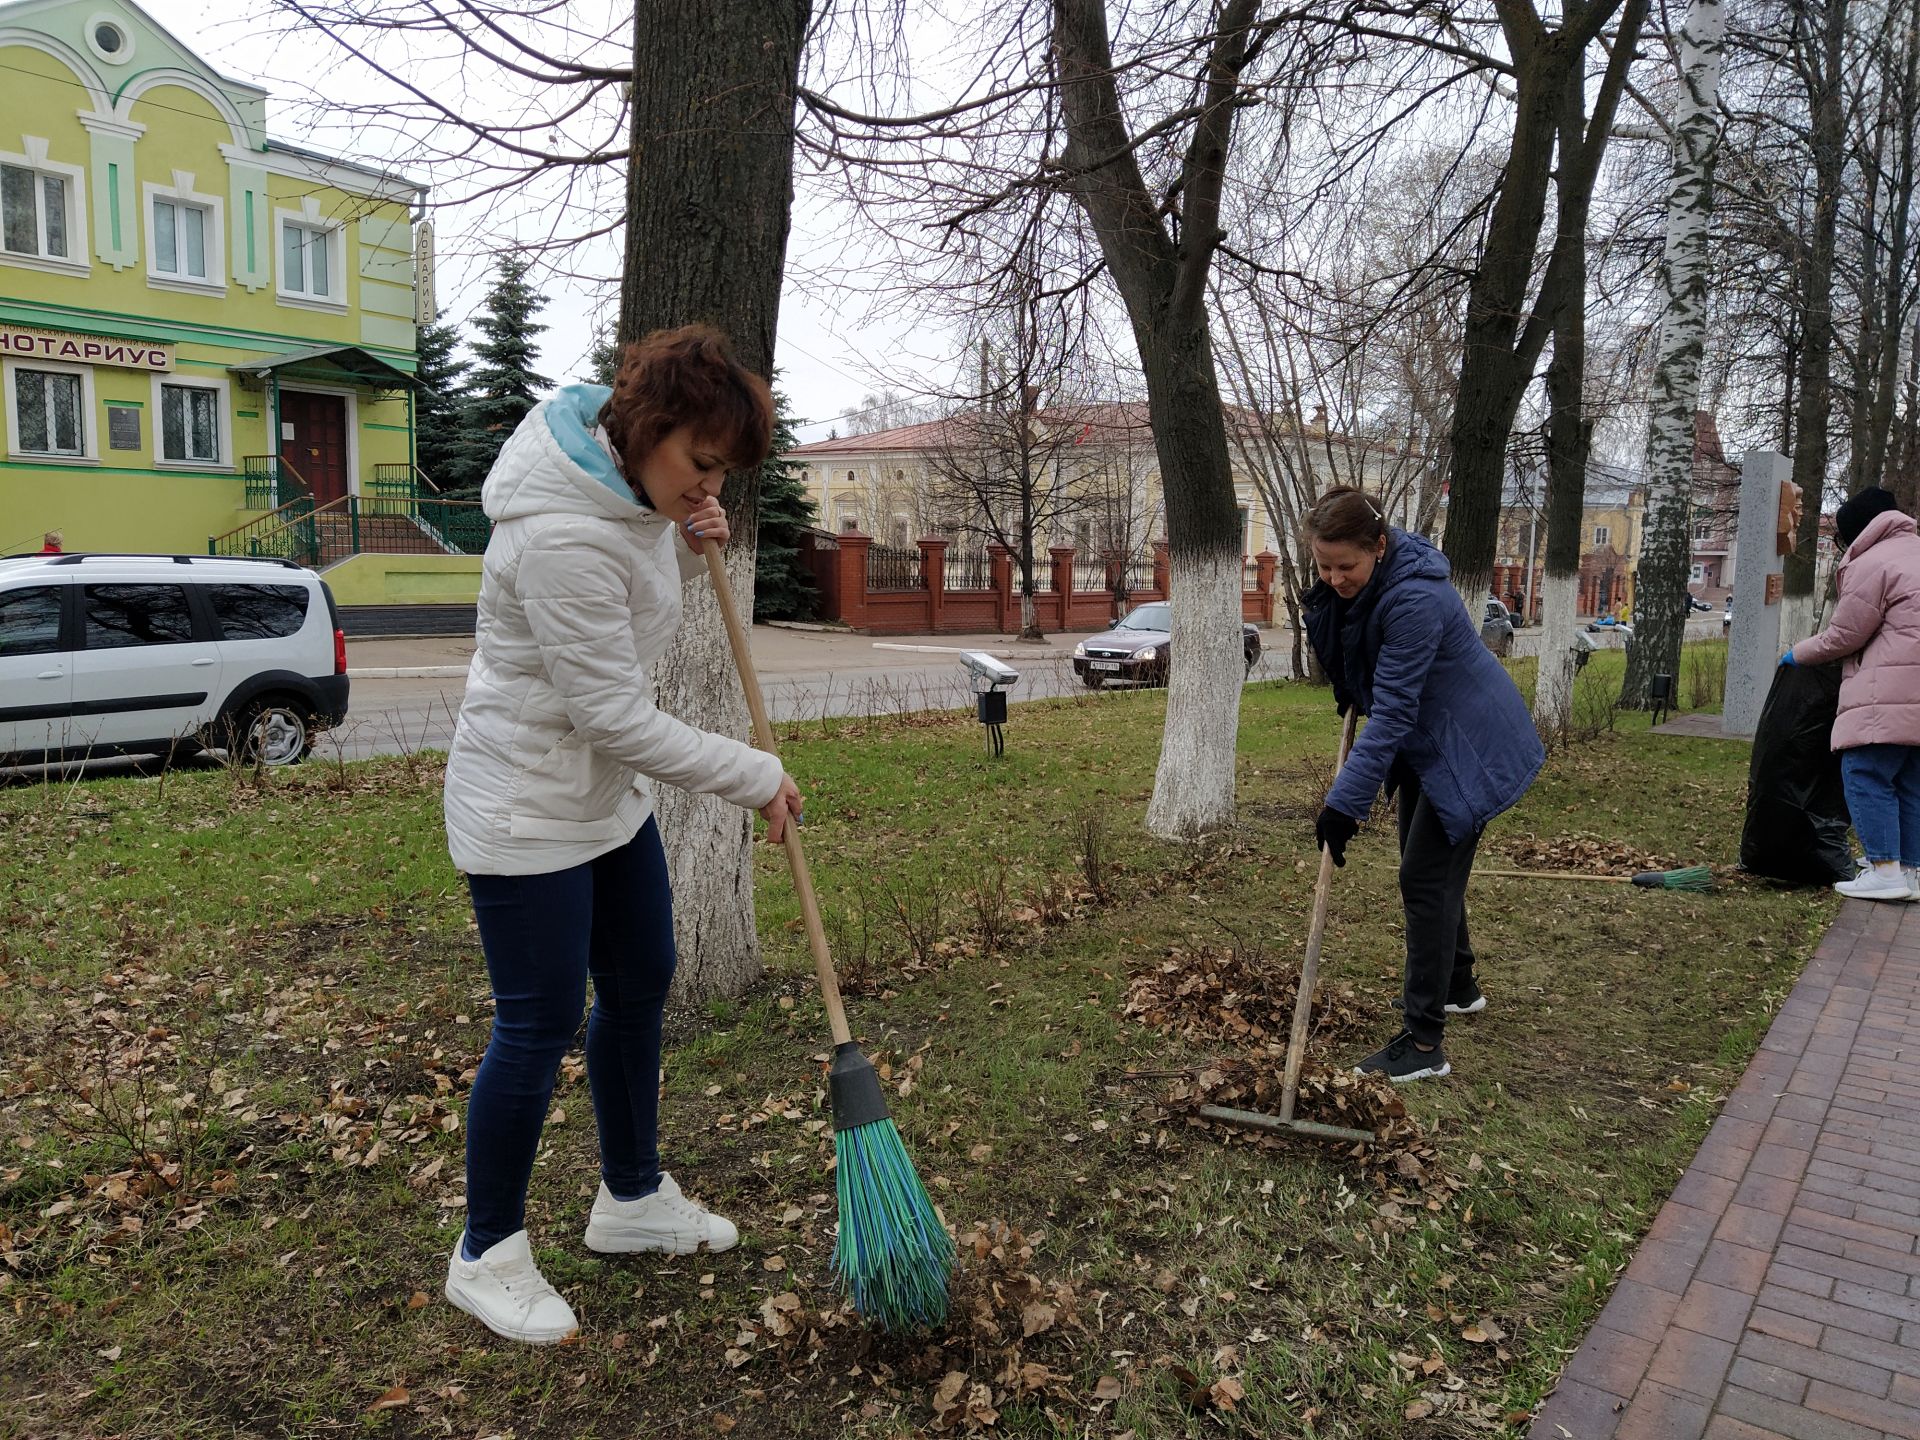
[1301,487,1544,1082]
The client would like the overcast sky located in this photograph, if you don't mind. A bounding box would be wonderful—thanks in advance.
[165,1,929,440]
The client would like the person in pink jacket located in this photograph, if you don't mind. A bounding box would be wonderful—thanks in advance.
[1785,487,1920,900]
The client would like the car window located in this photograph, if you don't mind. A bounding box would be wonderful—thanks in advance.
[0,585,63,657]
[206,583,310,640]
[1119,603,1171,631]
[83,584,195,649]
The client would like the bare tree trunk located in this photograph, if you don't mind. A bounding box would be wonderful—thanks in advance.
[620,0,810,1000]
[1864,8,1920,493]
[1440,0,1648,608]
[1622,0,1726,707]
[1052,0,1259,840]
[1782,0,1852,643]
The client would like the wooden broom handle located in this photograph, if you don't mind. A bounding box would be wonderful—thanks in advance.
[1278,707,1360,1124]
[701,538,853,1047]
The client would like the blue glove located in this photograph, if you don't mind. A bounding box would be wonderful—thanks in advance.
[1779,650,1797,667]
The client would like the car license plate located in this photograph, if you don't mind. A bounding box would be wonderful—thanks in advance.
[1091,661,1120,672]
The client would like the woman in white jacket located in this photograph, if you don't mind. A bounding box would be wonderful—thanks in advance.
[441,325,803,1344]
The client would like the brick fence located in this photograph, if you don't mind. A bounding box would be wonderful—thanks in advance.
[800,530,1277,636]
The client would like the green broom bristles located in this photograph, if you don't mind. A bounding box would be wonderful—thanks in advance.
[833,1118,954,1330]
[1629,866,1714,891]
[827,1042,953,1330]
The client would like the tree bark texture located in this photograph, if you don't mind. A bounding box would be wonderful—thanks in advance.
[1783,0,1851,608]
[1052,0,1257,839]
[1440,0,1646,609]
[618,0,810,1001]
[1622,0,1725,708]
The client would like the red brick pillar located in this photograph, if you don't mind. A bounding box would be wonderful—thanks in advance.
[1152,540,1170,601]
[836,531,872,631]
[918,537,948,633]
[1049,545,1075,631]
[987,543,1013,633]
[1254,550,1277,624]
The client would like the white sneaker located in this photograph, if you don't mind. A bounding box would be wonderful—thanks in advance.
[583,1173,739,1255]
[1905,865,1920,898]
[1835,870,1915,902]
[444,1230,579,1344]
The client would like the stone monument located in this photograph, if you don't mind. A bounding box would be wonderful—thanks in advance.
[1722,449,1796,736]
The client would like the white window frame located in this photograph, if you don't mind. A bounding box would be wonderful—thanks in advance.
[0,140,87,277]
[1593,525,1611,547]
[274,206,345,310]
[150,373,232,470]
[143,174,224,293]
[4,358,97,464]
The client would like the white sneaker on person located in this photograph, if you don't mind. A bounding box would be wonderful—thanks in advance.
[583,1173,739,1255]
[1904,865,1920,898]
[444,1229,579,1344]
[1835,868,1915,902]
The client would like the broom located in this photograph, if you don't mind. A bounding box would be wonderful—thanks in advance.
[1474,865,1715,892]
[701,539,953,1330]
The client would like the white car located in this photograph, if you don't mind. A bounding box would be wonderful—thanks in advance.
[0,552,349,768]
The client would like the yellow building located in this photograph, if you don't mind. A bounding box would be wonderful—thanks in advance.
[0,0,440,576]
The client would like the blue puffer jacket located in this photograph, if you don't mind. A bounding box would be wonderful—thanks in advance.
[1303,528,1543,844]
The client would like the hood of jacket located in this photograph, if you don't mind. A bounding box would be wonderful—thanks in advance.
[482,384,650,524]
[1844,508,1918,564]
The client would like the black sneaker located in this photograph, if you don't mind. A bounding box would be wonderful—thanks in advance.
[1354,1031,1450,1083]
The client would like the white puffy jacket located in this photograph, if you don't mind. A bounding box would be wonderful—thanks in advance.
[443,384,783,876]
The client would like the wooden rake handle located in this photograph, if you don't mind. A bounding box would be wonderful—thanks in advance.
[701,538,853,1047]
[1279,708,1360,1124]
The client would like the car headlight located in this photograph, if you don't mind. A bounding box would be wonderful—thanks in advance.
[1136,646,1158,662]
[1073,642,1087,657]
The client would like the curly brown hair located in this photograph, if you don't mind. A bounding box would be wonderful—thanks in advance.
[597,323,774,474]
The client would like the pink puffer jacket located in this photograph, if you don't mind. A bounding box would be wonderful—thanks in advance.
[1791,510,1920,748]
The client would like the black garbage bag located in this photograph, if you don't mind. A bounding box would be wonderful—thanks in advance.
[1740,661,1852,884]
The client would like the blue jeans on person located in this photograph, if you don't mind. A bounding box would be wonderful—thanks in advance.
[1840,744,1920,866]
[461,820,676,1256]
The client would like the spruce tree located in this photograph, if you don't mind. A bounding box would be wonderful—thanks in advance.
[411,313,469,489]
[753,392,819,621]
[442,256,549,495]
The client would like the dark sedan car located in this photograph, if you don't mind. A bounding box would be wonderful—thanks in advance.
[1072,601,1261,688]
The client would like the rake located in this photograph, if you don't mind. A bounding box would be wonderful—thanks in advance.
[1198,709,1375,1147]
[701,539,952,1331]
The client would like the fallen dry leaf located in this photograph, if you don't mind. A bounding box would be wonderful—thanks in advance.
[1094,1375,1124,1402]
[366,1385,410,1413]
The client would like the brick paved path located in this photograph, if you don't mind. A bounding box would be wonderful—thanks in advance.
[1530,900,1920,1440]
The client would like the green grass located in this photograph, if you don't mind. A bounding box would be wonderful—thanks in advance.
[0,645,1828,1439]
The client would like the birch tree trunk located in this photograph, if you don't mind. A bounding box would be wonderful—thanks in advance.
[620,0,811,1001]
[1621,0,1725,707]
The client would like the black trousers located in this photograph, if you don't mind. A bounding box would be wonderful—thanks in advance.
[1395,766,1481,1046]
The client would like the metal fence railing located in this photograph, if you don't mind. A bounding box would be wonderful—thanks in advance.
[946,551,993,590]
[865,542,924,590]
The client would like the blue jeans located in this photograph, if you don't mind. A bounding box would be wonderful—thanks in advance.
[462,821,676,1254]
[1841,745,1920,866]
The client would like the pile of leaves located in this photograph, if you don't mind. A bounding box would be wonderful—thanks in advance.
[1122,943,1374,1051]
[1495,832,1680,877]
[1143,1056,1448,1186]
[718,1218,1151,1434]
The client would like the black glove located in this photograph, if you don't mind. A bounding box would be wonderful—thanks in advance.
[1315,806,1359,867]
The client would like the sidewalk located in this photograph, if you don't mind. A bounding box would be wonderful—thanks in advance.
[344,627,1081,679]
[1529,899,1920,1440]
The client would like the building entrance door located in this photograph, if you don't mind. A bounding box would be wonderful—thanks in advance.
[280,390,349,504]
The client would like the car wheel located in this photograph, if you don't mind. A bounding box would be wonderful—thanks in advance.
[1244,647,1259,678]
[226,696,311,767]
